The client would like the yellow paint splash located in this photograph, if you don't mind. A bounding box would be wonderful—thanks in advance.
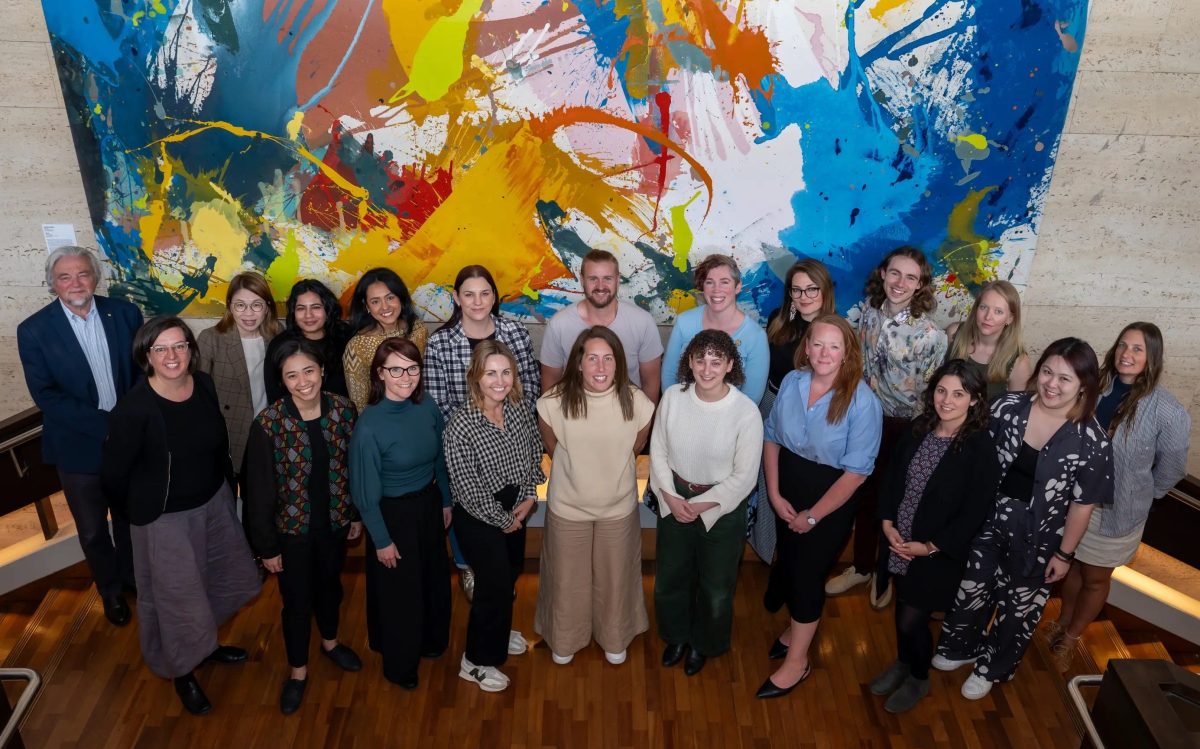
[286,111,304,141]
[266,230,301,300]
[151,0,166,13]
[670,191,703,272]
[130,11,145,26]
[942,186,998,286]
[137,119,371,203]
[667,288,697,315]
[93,103,102,115]
[870,0,914,21]
[389,0,486,103]
[137,145,175,259]
[190,199,249,267]
[957,133,988,150]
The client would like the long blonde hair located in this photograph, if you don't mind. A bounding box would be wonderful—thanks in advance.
[948,280,1026,385]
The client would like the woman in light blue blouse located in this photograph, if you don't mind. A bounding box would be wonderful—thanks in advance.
[756,314,883,699]
[662,254,769,404]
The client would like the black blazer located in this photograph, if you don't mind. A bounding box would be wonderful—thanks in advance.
[878,425,1000,609]
[101,372,235,526]
[16,295,143,473]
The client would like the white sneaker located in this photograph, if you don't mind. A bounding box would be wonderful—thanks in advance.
[508,630,529,655]
[551,651,574,665]
[961,673,993,700]
[604,649,627,665]
[459,655,508,692]
[825,567,872,595]
[932,654,976,672]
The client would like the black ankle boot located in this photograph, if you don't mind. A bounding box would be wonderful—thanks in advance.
[173,672,211,715]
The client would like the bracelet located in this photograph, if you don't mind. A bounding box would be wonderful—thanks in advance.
[1054,548,1076,562]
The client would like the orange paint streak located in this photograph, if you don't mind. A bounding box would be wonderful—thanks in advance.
[690,0,776,93]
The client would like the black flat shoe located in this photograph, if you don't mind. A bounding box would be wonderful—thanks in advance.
[205,645,248,665]
[662,643,688,667]
[386,673,419,690]
[767,638,789,660]
[102,594,131,627]
[174,673,212,715]
[684,650,706,676]
[279,678,307,715]
[321,643,363,672]
[755,663,812,699]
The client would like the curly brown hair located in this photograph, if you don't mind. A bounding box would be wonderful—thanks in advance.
[675,329,746,391]
[862,246,936,318]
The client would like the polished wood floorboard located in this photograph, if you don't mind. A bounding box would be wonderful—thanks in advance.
[3,560,1081,748]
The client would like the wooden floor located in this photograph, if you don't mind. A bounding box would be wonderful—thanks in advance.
[1,559,1082,749]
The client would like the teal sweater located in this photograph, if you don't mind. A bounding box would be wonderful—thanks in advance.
[349,396,451,548]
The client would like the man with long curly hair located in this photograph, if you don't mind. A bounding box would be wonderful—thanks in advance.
[826,247,947,607]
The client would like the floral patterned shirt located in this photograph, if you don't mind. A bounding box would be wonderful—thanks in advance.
[888,432,952,576]
[849,302,947,419]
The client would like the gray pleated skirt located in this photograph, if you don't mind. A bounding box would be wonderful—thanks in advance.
[131,481,261,678]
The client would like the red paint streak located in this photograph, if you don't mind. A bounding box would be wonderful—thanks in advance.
[387,163,454,238]
[299,119,453,239]
[649,91,672,231]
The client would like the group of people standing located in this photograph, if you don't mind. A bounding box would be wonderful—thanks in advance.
[17,244,1190,718]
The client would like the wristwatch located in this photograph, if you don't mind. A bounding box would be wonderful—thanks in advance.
[805,511,818,526]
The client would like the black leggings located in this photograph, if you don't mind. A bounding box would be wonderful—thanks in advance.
[895,601,933,680]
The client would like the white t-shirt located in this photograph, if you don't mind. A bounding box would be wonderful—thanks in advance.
[539,301,663,386]
[241,335,268,415]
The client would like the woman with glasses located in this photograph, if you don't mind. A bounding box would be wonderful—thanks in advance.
[349,338,451,689]
[265,279,352,402]
[343,268,429,410]
[750,259,837,562]
[197,271,282,475]
[661,254,769,404]
[245,337,364,714]
[102,316,261,715]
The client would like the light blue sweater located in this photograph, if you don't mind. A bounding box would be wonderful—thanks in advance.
[661,306,769,404]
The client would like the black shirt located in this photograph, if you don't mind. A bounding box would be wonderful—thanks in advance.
[1094,379,1133,431]
[153,386,227,513]
[767,311,808,391]
[467,331,497,351]
[305,415,332,536]
[998,441,1039,502]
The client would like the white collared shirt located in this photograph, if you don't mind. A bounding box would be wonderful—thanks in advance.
[60,298,117,411]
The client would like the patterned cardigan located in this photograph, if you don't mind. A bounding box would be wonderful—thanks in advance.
[244,392,359,558]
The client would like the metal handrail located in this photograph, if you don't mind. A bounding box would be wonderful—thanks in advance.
[0,668,40,748]
[0,426,42,456]
[1067,674,1104,749]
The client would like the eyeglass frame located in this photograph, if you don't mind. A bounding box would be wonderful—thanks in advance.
[148,341,191,356]
[788,285,822,299]
[380,364,421,378]
[231,300,267,313]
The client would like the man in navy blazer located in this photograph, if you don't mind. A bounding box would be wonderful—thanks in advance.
[17,246,143,626]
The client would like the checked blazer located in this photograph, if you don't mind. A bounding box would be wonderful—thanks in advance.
[197,324,276,472]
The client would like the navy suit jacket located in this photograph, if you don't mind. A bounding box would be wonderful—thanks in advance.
[17,295,144,473]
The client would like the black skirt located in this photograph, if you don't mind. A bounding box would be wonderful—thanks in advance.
[764,449,857,623]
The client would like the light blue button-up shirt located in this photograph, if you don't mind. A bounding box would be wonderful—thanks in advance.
[763,369,883,475]
[60,299,117,411]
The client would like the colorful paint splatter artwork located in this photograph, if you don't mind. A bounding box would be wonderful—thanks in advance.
[42,0,1087,321]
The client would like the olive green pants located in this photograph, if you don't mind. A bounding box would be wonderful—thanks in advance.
[653,502,747,657]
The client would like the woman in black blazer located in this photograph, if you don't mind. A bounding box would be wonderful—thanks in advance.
[869,359,1000,713]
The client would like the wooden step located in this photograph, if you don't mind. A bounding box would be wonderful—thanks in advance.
[1080,619,1133,674]
[1125,639,1173,662]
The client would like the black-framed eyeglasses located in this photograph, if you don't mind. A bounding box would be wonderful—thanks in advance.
[789,285,821,299]
[382,364,421,378]
[149,342,190,355]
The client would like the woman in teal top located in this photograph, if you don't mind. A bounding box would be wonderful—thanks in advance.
[662,254,769,404]
[349,337,451,690]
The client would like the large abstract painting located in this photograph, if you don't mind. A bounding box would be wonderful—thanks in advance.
[43,0,1088,321]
